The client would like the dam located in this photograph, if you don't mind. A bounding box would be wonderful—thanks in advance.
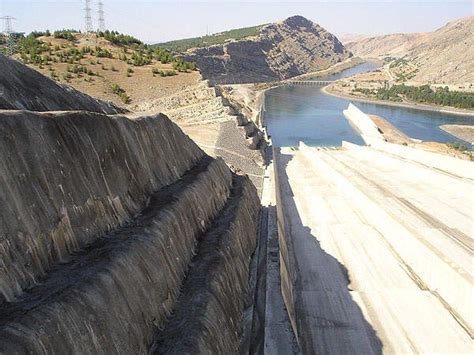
[273,140,473,353]
[261,62,473,353]
[0,47,472,353]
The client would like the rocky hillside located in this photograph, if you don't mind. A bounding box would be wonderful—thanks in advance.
[346,15,474,85]
[0,54,123,113]
[344,33,424,58]
[180,15,352,84]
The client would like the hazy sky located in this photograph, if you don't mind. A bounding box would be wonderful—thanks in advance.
[1,1,472,43]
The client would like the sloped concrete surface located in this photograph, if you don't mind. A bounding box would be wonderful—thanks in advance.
[275,143,473,354]
[0,110,260,353]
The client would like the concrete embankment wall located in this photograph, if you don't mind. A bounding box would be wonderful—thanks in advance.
[138,80,266,194]
[343,103,384,145]
[0,110,259,353]
[272,146,300,345]
[152,175,260,354]
[343,103,473,179]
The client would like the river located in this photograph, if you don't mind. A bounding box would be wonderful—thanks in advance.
[265,62,473,147]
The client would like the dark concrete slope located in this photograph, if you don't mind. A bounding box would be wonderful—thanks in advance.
[0,110,260,353]
[0,110,203,303]
[151,174,260,354]
[0,54,124,113]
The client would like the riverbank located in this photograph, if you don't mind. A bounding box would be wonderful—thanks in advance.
[370,114,472,159]
[323,84,474,117]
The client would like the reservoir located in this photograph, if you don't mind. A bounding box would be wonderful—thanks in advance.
[265,62,473,147]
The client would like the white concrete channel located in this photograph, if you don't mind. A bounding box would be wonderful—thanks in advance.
[273,104,474,354]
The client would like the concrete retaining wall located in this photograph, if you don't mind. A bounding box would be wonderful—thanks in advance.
[343,103,384,145]
[272,147,300,345]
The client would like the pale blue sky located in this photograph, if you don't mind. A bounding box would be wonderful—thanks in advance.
[1,1,472,43]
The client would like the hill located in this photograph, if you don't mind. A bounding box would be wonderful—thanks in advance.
[179,15,352,84]
[345,15,474,85]
[0,54,123,113]
[5,30,200,107]
[345,33,425,58]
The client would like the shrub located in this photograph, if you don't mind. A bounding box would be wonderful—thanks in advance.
[53,30,76,41]
[97,30,142,46]
[152,68,177,77]
[95,47,113,58]
[118,92,130,104]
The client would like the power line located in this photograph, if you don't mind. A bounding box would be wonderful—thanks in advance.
[84,0,93,33]
[0,15,16,56]
[98,1,105,31]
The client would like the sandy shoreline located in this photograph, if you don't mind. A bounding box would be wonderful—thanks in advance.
[322,85,474,118]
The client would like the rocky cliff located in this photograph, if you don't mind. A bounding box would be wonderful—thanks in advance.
[182,15,352,84]
[0,54,124,113]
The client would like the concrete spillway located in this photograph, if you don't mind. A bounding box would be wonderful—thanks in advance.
[274,143,473,354]
[0,110,259,353]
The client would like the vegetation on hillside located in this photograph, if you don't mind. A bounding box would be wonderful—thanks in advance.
[15,34,49,63]
[152,68,177,77]
[1,30,199,106]
[30,30,52,38]
[54,30,78,41]
[111,84,130,104]
[154,24,265,52]
[3,30,197,73]
[353,84,474,109]
[97,30,142,46]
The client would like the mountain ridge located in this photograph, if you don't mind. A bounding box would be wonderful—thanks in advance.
[178,15,352,84]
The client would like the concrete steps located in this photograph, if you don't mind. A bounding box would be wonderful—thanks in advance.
[0,111,204,303]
